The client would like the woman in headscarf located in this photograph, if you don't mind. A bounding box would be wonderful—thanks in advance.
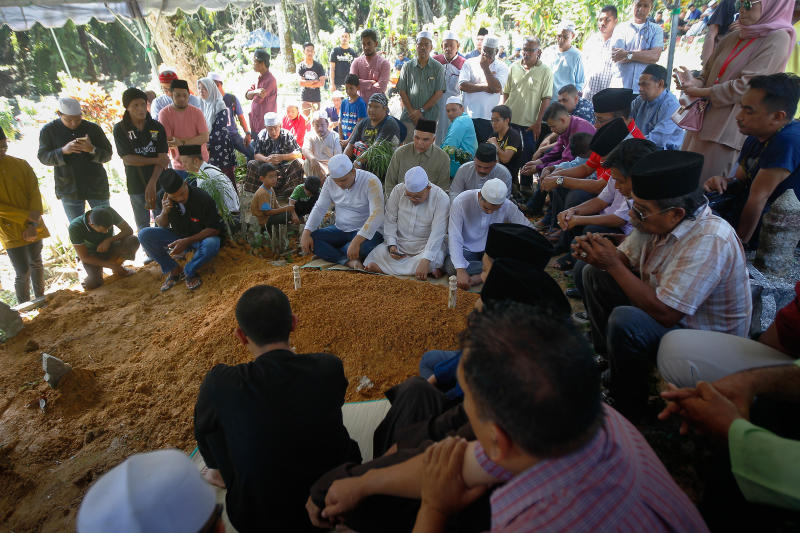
[197,77,236,185]
[675,0,796,183]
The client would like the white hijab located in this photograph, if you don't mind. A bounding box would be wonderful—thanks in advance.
[198,77,227,130]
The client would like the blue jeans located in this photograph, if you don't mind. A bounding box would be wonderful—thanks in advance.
[229,130,254,160]
[138,227,221,279]
[419,349,459,379]
[443,249,483,276]
[311,226,383,265]
[129,193,153,232]
[61,198,110,224]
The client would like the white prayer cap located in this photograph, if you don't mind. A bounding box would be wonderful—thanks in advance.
[264,112,279,127]
[404,166,429,193]
[158,66,177,74]
[442,30,459,42]
[208,71,223,82]
[57,97,82,116]
[77,449,215,533]
[311,110,329,122]
[446,95,463,106]
[481,178,507,205]
[483,36,500,49]
[416,31,433,44]
[558,21,576,34]
[331,90,345,99]
[328,154,354,179]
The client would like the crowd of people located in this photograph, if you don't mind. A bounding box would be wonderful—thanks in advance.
[1,0,800,531]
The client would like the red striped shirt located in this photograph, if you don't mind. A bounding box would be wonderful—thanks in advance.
[475,406,709,532]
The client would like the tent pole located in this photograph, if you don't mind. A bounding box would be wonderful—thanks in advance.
[664,1,681,92]
[128,0,159,83]
[50,27,72,78]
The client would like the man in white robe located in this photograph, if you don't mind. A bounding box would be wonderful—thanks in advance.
[365,166,449,280]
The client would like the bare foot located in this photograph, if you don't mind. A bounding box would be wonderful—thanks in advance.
[365,262,383,273]
[200,466,226,489]
[468,274,483,287]
[345,259,365,270]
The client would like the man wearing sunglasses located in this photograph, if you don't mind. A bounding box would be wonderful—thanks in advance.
[575,150,752,423]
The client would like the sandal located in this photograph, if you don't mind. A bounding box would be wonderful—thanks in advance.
[552,253,576,271]
[160,273,182,292]
[185,276,202,290]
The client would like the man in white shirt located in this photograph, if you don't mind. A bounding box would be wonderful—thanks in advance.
[449,143,512,201]
[301,154,384,269]
[582,6,619,101]
[302,111,342,178]
[458,35,510,143]
[446,178,532,289]
[178,145,240,218]
[365,166,449,280]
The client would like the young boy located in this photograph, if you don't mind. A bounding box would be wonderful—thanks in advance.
[339,74,367,148]
[251,162,299,227]
[289,176,321,219]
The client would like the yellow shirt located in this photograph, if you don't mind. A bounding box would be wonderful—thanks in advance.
[503,60,554,127]
[787,22,800,119]
[0,155,49,249]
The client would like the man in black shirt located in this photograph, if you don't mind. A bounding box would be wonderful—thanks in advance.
[298,42,327,117]
[138,169,223,291]
[329,31,358,90]
[194,285,361,533]
[37,97,113,222]
[488,104,524,186]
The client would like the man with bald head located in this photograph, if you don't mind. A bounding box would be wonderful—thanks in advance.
[433,30,467,144]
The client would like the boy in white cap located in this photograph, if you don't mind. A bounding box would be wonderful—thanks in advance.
[246,111,303,195]
[302,111,342,178]
[458,35,510,143]
[37,97,114,222]
[365,166,450,279]
[446,178,532,289]
[441,95,479,178]
[77,449,222,533]
[433,30,467,144]
[301,154,384,268]
[397,31,446,142]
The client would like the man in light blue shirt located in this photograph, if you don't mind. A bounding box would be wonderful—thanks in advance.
[542,22,585,97]
[630,64,684,149]
[611,0,663,94]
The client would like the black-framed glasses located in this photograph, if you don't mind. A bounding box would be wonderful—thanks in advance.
[734,0,761,10]
[629,203,674,221]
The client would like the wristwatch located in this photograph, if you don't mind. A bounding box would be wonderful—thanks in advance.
[556,176,564,186]
[626,52,633,61]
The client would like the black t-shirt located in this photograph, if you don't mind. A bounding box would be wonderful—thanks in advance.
[496,127,524,180]
[67,208,124,255]
[329,46,357,88]
[708,0,737,36]
[298,60,326,103]
[113,117,168,194]
[194,349,361,533]
[348,116,401,147]
[157,184,223,238]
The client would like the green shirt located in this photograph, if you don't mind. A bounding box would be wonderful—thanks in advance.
[503,60,554,127]
[728,359,800,511]
[382,142,451,200]
[68,208,123,255]
[396,57,446,123]
[290,184,310,201]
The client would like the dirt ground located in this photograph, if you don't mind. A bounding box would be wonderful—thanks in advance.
[0,245,478,532]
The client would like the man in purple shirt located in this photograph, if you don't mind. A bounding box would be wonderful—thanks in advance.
[524,102,595,174]
[245,49,278,138]
[349,29,391,102]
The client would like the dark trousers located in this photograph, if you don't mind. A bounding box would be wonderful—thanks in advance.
[82,235,140,290]
[581,265,680,421]
[310,226,383,265]
[7,240,44,303]
[510,123,537,188]
[229,131,254,160]
[472,118,493,144]
[292,196,318,219]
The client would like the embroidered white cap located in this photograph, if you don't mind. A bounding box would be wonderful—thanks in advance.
[328,154,354,179]
[483,36,500,49]
[481,178,507,205]
[58,97,82,116]
[416,31,434,44]
[404,166,429,193]
[208,71,223,82]
[442,30,459,42]
[446,95,463,106]
[263,112,280,127]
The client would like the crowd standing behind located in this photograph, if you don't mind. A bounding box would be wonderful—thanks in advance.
[5,3,800,531]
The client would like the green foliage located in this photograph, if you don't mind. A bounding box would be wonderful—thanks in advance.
[0,97,17,140]
[196,170,237,237]
[358,139,394,180]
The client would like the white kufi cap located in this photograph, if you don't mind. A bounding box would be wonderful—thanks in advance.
[416,31,433,43]
[480,178,507,205]
[328,154,354,179]
[483,36,500,49]
[442,30,459,42]
[58,97,82,116]
[263,112,279,127]
[404,166,429,193]
[446,95,463,106]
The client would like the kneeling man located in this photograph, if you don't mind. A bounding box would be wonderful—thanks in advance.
[365,166,449,279]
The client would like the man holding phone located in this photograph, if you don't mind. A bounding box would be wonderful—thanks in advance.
[138,169,223,291]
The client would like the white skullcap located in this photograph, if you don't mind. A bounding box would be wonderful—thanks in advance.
[446,95,463,106]
[558,21,576,33]
[442,30,459,42]
[158,66,177,74]
[311,110,329,122]
[416,31,433,43]
[480,178,507,205]
[77,449,215,533]
[57,97,82,116]
[328,154,354,179]
[404,166,429,193]
[331,90,345,99]
[264,112,279,127]
[483,36,500,49]
[208,71,223,82]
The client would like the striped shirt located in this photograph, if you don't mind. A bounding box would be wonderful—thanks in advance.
[582,32,617,102]
[618,205,752,336]
[476,405,709,532]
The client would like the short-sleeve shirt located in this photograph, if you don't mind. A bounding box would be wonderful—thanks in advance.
[112,116,168,194]
[612,21,664,93]
[395,57,446,122]
[329,47,357,88]
[708,0,738,36]
[290,184,311,201]
[458,57,510,120]
[222,93,244,135]
[737,120,800,210]
[340,97,367,140]
[496,127,524,179]
[68,208,124,255]
[298,60,326,103]
[503,60,554,127]
[157,184,224,238]
[158,105,209,170]
[348,116,401,148]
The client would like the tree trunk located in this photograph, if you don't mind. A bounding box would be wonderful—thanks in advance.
[304,0,319,46]
[275,1,295,74]
[76,26,97,81]
[145,12,210,88]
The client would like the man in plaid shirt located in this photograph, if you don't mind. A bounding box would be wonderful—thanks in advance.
[245,112,304,196]
[582,5,619,101]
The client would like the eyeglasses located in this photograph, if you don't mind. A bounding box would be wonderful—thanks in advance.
[629,203,674,221]
[734,0,761,10]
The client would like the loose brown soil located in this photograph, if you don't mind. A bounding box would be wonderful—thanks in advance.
[0,245,477,532]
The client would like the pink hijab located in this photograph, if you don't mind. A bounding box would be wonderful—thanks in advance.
[738,0,796,56]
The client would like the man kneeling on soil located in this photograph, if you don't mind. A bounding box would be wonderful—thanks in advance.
[194,285,361,533]
[138,169,223,291]
[68,206,139,290]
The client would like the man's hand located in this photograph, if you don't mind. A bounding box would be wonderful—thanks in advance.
[145,180,157,210]
[388,245,406,260]
[673,66,702,90]
[111,265,134,277]
[161,194,173,214]
[420,437,487,518]
[322,476,367,522]
[479,54,492,70]
[540,176,559,192]
[456,268,470,290]
[540,166,556,180]
[521,160,538,176]
[485,136,498,148]
[244,133,252,147]
[258,87,268,99]
[306,496,334,529]
[408,108,422,123]
[529,122,542,140]
[301,230,314,254]
[167,137,179,148]
[76,135,94,153]
[22,224,38,242]
[167,238,190,256]
[557,208,576,230]
[611,48,629,62]
[573,233,623,271]
[265,154,282,164]
[659,381,743,439]
[62,139,81,155]
[704,175,729,195]
[291,212,301,224]
[96,238,113,254]
[416,258,431,281]
[346,239,362,261]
